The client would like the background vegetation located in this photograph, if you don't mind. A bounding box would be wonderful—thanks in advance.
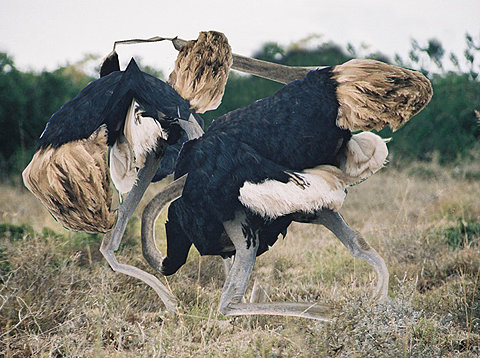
[0,34,479,180]
[0,34,479,356]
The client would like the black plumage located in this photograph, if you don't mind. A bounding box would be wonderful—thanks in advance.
[162,67,351,275]
[99,51,120,78]
[37,58,203,182]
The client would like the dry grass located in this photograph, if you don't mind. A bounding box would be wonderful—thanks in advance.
[1,161,479,357]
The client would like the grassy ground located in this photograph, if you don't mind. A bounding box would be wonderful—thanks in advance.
[1,161,479,357]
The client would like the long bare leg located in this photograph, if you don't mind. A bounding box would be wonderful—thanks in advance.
[310,210,389,301]
[141,174,187,272]
[218,211,258,312]
[100,145,177,313]
[219,211,331,320]
[223,257,266,303]
[223,257,234,277]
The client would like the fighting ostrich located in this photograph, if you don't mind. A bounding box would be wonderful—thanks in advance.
[136,35,433,319]
[23,32,232,311]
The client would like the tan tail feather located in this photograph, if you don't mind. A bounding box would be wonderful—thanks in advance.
[168,31,233,113]
[333,59,433,131]
[22,126,116,233]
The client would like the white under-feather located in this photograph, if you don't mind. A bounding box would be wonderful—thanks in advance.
[239,132,390,219]
[109,99,168,194]
[239,166,346,219]
[340,132,389,184]
[123,99,168,168]
[109,135,137,194]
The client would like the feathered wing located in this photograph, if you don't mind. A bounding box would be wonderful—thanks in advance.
[239,165,347,219]
[109,134,136,194]
[238,132,389,220]
[332,59,433,131]
[23,126,116,233]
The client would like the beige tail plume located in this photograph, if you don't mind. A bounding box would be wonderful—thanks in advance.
[333,59,433,131]
[22,126,116,233]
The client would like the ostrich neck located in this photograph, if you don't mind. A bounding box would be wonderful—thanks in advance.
[172,37,322,85]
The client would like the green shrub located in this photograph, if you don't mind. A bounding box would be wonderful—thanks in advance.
[0,222,34,240]
[442,219,480,248]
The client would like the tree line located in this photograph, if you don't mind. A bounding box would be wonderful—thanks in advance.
[0,34,479,181]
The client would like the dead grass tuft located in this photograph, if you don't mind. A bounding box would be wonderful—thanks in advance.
[1,163,480,357]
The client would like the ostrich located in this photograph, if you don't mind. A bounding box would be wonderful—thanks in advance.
[132,36,433,319]
[22,32,232,311]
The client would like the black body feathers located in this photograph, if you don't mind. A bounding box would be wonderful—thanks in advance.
[38,59,204,182]
[99,51,121,78]
[162,68,351,274]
